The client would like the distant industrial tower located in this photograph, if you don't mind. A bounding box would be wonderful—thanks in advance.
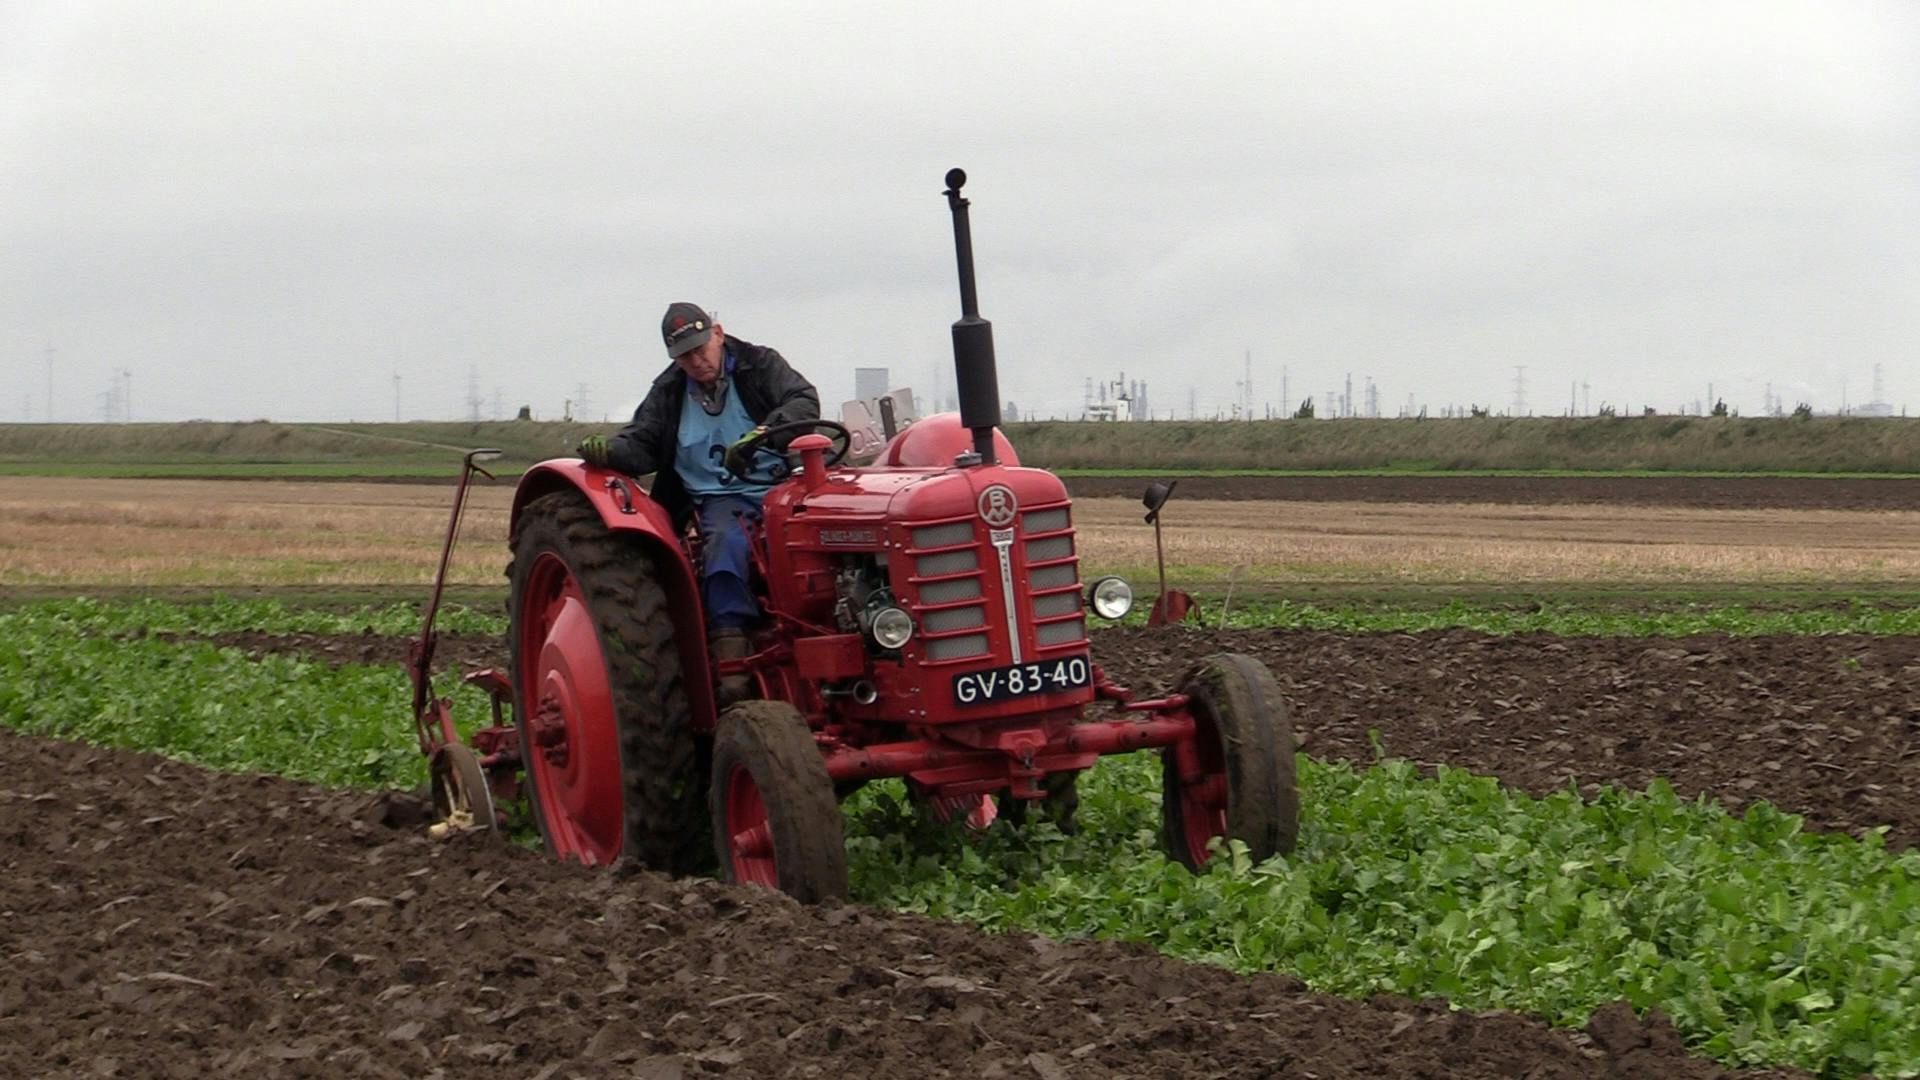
[1511,366,1528,416]
[1858,362,1895,417]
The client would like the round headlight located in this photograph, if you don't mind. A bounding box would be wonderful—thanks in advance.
[1087,576,1134,620]
[869,606,915,650]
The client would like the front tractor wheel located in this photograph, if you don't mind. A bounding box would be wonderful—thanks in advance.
[710,701,848,903]
[1161,654,1298,870]
[508,490,705,873]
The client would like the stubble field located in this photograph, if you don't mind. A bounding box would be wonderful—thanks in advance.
[7,475,1920,589]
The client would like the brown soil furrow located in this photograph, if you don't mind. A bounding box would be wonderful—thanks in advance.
[0,729,1802,1079]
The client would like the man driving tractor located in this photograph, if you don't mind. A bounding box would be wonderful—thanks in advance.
[578,302,820,703]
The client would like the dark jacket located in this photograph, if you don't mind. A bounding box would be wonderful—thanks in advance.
[607,335,820,527]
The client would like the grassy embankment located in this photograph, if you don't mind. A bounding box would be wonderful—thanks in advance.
[3,415,1920,477]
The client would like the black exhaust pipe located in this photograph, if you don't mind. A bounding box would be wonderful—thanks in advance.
[943,168,1001,466]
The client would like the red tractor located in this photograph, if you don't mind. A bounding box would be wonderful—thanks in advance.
[410,170,1297,901]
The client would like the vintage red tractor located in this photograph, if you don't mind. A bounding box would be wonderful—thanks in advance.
[409,170,1298,901]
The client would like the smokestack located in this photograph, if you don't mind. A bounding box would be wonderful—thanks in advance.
[943,168,1002,465]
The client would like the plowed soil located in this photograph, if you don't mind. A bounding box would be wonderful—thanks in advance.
[1,729,1805,1079]
[1062,474,1920,511]
[193,626,1920,848]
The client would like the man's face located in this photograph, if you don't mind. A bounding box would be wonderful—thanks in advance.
[673,327,725,386]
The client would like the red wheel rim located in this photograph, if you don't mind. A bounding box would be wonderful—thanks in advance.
[724,763,777,888]
[518,552,625,865]
[1179,705,1230,867]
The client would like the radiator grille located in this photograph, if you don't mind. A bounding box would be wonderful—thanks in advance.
[1025,535,1073,563]
[926,633,990,660]
[916,549,979,577]
[904,502,1085,664]
[923,606,987,633]
[1024,507,1069,533]
[912,521,975,548]
[918,577,982,604]
[1029,564,1076,591]
[1032,591,1080,618]
[1035,618,1086,646]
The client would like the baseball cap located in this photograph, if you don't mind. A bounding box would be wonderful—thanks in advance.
[662,302,715,358]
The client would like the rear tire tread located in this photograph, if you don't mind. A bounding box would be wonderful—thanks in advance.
[509,489,706,873]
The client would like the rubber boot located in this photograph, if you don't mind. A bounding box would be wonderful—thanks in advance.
[710,628,754,709]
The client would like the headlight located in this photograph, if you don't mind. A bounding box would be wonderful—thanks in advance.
[868,606,915,649]
[1087,576,1133,620]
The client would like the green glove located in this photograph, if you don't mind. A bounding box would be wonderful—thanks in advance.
[723,426,768,477]
[577,434,611,467]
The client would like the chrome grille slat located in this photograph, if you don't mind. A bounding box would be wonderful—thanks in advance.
[1028,564,1076,590]
[1024,508,1069,534]
[1035,618,1086,646]
[1025,535,1073,563]
[916,549,980,576]
[923,605,986,633]
[1031,592,1080,618]
[912,521,975,548]
[910,576,975,599]
[917,577,983,604]
[926,632,990,660]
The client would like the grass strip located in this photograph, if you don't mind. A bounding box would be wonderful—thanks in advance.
[9,595,506,636]
[15,594,1920,643]
[2,607,1916,1076]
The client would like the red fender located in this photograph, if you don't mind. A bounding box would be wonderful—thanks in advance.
[510,460,718,733]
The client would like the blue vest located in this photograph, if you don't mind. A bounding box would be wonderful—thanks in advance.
[675,353,774,499]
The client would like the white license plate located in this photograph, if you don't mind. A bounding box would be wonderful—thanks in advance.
[952,654,1091,706]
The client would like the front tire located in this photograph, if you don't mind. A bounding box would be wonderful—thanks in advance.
[1161,653,1298,870]
[710,701,848,902]
[508,489,706,872]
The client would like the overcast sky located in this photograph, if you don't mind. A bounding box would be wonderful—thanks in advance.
[4,2,1916,425]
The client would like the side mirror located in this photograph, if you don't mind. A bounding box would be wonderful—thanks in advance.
[1141,479,1178,524]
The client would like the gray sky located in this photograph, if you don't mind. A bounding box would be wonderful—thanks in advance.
[4,1,1917,425]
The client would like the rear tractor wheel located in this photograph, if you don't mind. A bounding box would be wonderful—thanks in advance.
[508,489,707,873]
[1161,653,1298,870]
[710,700,848,903]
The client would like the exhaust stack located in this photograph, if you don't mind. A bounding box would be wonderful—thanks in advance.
[943,168,1002,466]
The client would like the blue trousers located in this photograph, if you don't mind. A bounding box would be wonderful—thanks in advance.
[695,494,765,630]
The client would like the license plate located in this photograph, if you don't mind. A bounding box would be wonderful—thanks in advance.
[952,654,1092,706]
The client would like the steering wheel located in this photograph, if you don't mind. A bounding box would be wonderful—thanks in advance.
[723,419,853,484]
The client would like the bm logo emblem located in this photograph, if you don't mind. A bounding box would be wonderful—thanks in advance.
[977,485,1018,527]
